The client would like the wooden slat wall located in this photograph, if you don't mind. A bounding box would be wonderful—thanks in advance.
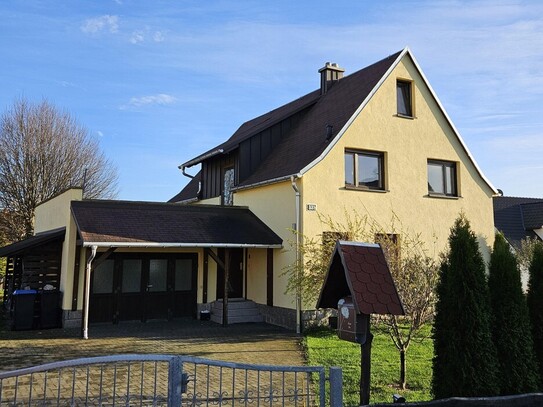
[21,254,61,290]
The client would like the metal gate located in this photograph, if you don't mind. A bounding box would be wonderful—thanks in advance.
[0,354,342,406]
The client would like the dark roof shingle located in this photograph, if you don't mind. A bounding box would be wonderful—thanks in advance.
[71,200,282,247]
[174,51,402,199]
[493,196,543,248]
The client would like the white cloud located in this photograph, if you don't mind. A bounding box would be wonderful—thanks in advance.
[120,94,177,110]
[130,28,166,44]
[153,31,165,42]
[130,30,144,44]
[81,15,119,35]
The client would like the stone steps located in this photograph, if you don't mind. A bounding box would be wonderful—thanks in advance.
[210,299,264,324]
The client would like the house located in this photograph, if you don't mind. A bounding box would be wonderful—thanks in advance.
[493,195,543,289]
[493,196,543,248]
[1,48,497,334]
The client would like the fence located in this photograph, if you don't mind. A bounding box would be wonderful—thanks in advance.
[0,354,342,406]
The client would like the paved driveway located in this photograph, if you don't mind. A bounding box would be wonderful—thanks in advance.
[0,319,306,372]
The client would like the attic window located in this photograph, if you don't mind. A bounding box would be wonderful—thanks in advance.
[397,80,413,117]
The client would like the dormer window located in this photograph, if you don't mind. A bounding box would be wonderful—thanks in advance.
[397,80,413,117]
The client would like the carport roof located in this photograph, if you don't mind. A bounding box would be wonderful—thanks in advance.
[71,200,283,248]
[0,227,66,257]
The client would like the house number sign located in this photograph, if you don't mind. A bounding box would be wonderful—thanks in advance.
[306,203,317,211]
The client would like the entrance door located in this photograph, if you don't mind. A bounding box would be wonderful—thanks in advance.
[216,249,244,299]
[143,258,169,321]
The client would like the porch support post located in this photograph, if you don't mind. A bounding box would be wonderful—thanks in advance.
[203,249,209,303]
[222,249,230,327]
[82,245,97,340]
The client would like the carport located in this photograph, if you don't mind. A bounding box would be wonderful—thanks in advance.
[69,200,282,339]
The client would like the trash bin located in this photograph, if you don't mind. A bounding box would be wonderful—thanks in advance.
[11,289,37,330]
[40,290,61,329]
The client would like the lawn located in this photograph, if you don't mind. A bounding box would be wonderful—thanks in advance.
[304,324,433,406]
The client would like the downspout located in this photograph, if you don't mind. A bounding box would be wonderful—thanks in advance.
[82,245,97,340]
[180,165,202,198]
[291,176,302,334]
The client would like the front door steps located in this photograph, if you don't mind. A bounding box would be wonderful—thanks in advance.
[210,299,264,324]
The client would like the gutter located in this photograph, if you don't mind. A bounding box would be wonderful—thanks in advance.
[233,174,295,193]
[179,148,224,169]
[291,175,302,334]
[81,242,283,249]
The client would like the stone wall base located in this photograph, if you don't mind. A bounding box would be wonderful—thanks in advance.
[62,310,82,329]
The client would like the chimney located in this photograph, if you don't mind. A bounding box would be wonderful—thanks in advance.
[319,62,345,95]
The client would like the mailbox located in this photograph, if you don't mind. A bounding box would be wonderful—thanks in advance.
[337,297,369,344]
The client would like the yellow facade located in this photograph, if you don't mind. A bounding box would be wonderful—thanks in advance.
[232,54,496,312]
[302,56,495,262]
[235,182,297,309]
[35,188,83,310]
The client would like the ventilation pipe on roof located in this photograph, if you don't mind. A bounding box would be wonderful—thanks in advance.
[319,62,345,95]
[291,176,302,334]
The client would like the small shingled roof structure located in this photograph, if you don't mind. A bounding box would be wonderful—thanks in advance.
[493,196,543,248]
[0,227,66,257]
[71,200,282,248]
[317,241,404,316]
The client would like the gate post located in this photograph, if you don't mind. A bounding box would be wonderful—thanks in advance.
[168,356,183,406]
[329,367,343,407]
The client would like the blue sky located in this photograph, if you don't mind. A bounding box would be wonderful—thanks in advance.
[1,0,542,201]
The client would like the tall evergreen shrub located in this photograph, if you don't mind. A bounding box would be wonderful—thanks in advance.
[527,243,543,389]
[488,233,539,394]
[432,215,499,398]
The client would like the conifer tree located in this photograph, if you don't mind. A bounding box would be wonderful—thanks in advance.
[432,215,499,398]
[488,233,539,394]
[527,243,543,389]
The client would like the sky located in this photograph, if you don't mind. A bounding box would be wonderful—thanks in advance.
[0,0,542,201]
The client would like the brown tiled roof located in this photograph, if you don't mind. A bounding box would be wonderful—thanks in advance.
[174,51,402,199]
[71,200,282,247]
[493,196,543,248]
[317,241,404,316]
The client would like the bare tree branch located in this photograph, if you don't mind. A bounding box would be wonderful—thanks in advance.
[0,97,118,241]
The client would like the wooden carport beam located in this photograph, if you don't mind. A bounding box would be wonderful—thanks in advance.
[204,248,229,326]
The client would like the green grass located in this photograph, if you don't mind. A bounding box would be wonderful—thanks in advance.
[304,325,433,406]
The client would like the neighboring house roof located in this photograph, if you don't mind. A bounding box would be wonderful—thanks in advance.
[71,200,282,248]
[317,241,404,315]
[0,227,66,257]
[493,196,543,248]
[174,47,497,201]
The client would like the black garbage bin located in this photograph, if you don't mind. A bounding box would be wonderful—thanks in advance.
[40,290,61,328]
[11,289,37,330]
